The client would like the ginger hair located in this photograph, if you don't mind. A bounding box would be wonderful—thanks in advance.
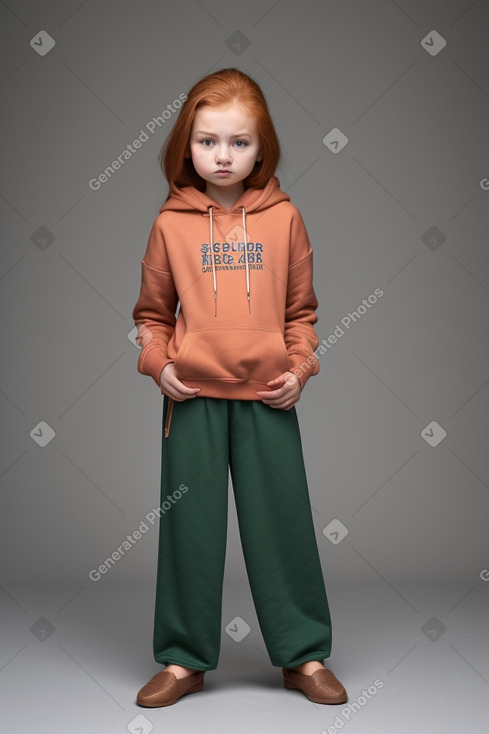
[159,67,281,200]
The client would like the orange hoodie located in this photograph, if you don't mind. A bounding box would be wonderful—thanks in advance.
[132,175,320,403]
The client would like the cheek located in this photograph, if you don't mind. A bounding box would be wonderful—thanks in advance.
[243,151,260,169]
[190,148,208,170]
[243,146,260,161]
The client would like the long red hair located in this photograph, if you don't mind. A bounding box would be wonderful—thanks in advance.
[160,68,281,201]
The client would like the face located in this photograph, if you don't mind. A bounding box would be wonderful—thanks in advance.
[188,101,262,190]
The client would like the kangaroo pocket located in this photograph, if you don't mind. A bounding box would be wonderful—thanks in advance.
[174,328,290,383]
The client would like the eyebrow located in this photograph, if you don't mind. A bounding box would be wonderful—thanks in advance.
[193,130,253,138]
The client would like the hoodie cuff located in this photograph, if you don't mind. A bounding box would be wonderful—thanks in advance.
[288,352,320,390]
[137,344,174,389]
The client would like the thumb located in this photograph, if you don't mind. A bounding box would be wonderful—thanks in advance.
[267,374,285,386]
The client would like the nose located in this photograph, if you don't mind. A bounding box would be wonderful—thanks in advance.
[215,145,232,164]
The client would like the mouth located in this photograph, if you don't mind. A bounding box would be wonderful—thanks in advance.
[215,170,231,174]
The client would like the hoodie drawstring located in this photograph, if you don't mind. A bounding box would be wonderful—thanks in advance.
[208,206,218,317]
[242,206,251,313]
[165,205,251,439]
[208,205,251,316]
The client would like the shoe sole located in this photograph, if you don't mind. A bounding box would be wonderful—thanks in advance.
[284,680,348,705]
[137,680,204,707]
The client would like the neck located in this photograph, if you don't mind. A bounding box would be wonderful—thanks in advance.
[205,181,245,211]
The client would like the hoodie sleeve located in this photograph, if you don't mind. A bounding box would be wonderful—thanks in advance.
[132,215,179,389]
[284,209,320,390]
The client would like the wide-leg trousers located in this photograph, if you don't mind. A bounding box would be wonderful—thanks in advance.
[152,395,332,671]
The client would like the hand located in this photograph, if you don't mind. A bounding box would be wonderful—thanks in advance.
[256,371,301,410]
[159,362,200,401]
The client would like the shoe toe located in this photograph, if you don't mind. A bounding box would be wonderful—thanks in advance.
[137,671,177,706]
[313,669,347,695]
[137,670,204,707]
[283,666,348,704]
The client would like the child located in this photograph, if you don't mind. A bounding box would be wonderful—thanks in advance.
[132,67,347,708]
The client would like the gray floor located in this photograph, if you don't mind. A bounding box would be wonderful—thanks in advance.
[2,578,488,733]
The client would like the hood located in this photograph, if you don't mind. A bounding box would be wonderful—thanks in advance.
[159,176,290,315]
[159,174,289,215]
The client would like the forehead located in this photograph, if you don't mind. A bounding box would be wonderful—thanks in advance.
[192,102,258,135]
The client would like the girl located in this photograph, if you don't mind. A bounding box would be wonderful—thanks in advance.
[132,67,348,708]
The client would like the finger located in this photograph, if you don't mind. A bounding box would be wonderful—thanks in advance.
[265,399,293,410]
[168,390,198,401]
[266,377,287,387]
[161,382,200,400]
[261,397,288,409]
[173,389,199,400]
[168,378,200,395]
[257,387,286,399]
[263,388,298,407]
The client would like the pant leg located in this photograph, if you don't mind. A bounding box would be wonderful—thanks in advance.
[228,400,332,668]
[153,396,230,671]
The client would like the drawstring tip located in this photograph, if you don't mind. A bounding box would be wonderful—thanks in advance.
[164,398,174,438]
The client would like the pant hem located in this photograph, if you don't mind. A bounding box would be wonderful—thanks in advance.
[275,652,331,668]
[154,656,216,671]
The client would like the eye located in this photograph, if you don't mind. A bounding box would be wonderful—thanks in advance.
[234,140,248,149]
[200,138,213,147]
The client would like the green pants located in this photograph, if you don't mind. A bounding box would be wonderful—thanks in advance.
[153,395,332,671]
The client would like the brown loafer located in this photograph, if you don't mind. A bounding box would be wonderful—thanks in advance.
[136,669,205,707]
[283,666,348,704]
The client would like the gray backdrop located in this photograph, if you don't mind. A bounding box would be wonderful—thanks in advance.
[1,1,488,733]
